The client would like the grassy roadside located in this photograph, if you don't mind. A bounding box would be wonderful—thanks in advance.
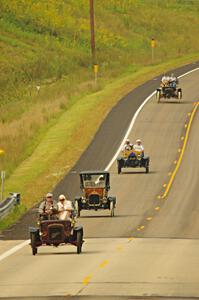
[1,53,199,230]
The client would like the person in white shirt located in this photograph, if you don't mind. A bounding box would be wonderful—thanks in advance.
[133,139,144,154]
[122,139,133,151]
[57,194,73,221]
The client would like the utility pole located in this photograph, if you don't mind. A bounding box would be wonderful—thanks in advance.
[89,0,96,64]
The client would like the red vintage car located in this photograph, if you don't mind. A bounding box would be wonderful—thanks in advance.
[29,218,83,255]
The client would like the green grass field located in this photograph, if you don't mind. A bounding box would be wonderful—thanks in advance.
[0,0,199,228]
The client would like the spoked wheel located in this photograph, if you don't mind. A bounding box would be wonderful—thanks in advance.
[177,90,182,100]
[76,231,83,254]
[75,200,81,217]
[117,162,122,174]
[156,90,161,103]
[110,201,115,217]
[31,233,38,256]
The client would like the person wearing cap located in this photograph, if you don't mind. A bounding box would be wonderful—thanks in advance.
[57,194,73,221]
[133,139,144,154]
[122,139,133,151]
[38,193,58,220]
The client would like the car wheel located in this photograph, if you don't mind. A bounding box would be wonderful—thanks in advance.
[31,233,38,256]
[76,231,82,254]
[110,201,115,217]
[156,90,161,103]
[178,90,182,100]
[117,162,122,174]
[75,200,81,218]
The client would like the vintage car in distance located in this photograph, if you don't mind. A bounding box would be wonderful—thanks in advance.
[117,149,150,174]
[156,82,182,103]
[74,171,116,217]
[29,216,83,255]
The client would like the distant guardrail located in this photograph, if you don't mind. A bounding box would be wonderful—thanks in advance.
[0,193,20,219]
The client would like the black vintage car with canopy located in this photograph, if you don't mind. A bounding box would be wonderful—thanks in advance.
[74,171,116,217]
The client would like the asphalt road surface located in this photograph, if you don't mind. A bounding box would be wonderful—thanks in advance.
[0,66,199,300]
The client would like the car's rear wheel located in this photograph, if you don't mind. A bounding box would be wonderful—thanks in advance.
[75,200,81,217]
[30,233,38,256]
[76,231,82,254]
[110,201,115,217]
[156,90,161,103]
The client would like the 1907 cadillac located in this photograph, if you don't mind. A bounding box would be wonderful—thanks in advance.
[29,211,83,255]
[74,171,116,217]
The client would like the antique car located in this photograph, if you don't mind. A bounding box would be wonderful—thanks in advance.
[117,149,149,174]
[29,217,83,255]
[74,171,116,217]
[156,84,182,103]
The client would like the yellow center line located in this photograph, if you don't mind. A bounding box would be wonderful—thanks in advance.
[83,275,92,285]
[162,102,198,199]
[99,260,109,268]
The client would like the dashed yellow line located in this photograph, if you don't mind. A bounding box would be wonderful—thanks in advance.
[83,275,92,285]
[99,260,109,268]
[146,217,153,221]
[162,102,198,199]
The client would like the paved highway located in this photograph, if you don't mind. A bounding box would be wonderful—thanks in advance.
[0,67,198,299]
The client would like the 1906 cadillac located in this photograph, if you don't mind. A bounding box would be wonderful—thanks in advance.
[74,171,116,217]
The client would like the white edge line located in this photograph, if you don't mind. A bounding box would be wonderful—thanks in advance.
[0,240,30,262]
[0,66,198,263]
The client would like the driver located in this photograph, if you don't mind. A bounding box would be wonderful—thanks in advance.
[57,194,73,221]
[122,139,133,151]
[133,139,144,155]
[38,193,58,220]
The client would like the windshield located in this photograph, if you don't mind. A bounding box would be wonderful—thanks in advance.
[82,174,106,188]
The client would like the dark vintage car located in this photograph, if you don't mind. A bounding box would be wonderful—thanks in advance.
[29,218,83,255]
[74,171,116,217]
[117,149,150,174]
[156,83,182,103]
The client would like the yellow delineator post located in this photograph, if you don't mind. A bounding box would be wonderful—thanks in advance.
[0,149,5,156]
[93,64,99,86]
[0,149,5,202]
[151,38,156,62]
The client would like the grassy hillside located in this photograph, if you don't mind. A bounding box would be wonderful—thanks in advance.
[0,0,199,227]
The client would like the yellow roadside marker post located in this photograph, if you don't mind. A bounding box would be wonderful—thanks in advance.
[0,149,5,202]
[151,37,156,63]
[93,64,99,87]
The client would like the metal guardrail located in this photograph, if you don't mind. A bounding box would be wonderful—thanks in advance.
[0,193,20,219]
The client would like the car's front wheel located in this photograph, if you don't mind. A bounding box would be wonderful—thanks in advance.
[30,233,38,256]
[110,201,115,217]
[177,90,182,100]
[117,161,122,174]
[76,231,83,254]
[156,90,161,103]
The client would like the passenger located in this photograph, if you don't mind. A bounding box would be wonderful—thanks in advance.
[133,139,144,156]
[38,193,58,220]
[169,73,178,89]
[57,194,73,221]
[161,74,170,87]
[122,139,133,151]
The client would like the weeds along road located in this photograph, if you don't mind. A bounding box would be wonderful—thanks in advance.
[0,68,199,299]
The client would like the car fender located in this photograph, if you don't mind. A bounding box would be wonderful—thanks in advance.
[108,196,116,204]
